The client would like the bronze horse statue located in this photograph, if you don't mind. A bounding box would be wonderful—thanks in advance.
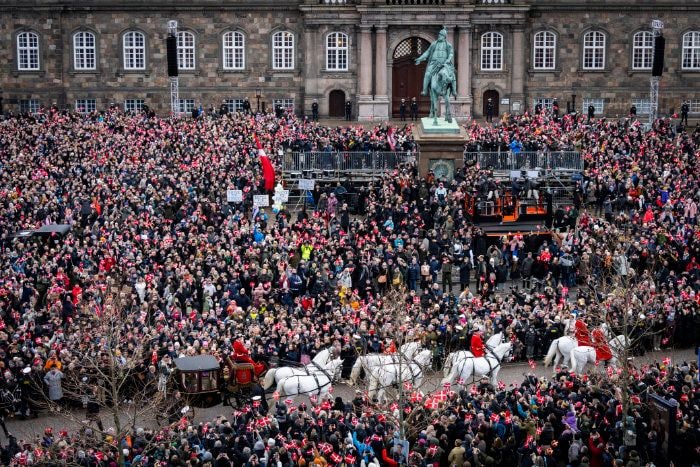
[429,65,457,124]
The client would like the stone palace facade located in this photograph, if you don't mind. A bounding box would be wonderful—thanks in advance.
[1,0,699,120]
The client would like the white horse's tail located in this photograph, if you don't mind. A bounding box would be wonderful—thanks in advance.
[367,372,379,401]
[349,357,363,385]
[263,368,277,390]
[544,339,558,367]
[569,349,578,374]
[276,376,288,396]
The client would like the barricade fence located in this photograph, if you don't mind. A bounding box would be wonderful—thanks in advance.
[283,151,416,173]
[464,151,582,172]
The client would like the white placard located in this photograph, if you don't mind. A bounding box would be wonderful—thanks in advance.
[500,98,510,105]
[298,179,315,191]
[226,189,243,203]
[277,190,290,203]
[253,195,270,207]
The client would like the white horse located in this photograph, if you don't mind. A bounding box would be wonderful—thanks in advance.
[348,341,421,386]
[275,358,344,402]
[441,342,513,387]
[600,323,629,365]
[569,346,597,375]
[263,348,334,390]
[443,332,504,377]
[543,336,577,372]
[367,350,432,404]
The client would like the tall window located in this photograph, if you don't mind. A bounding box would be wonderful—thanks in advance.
[688,99,700,114]
[75,99,96,113]
[177,31,196,70]
[631,98,651,115]
[124,99,145,112]
[272,31,295,70]
[632,31,653,70]
[273,98,294,114]
[17,31,40,70]
[178,99,195,114]
[73,31,96,70]
[533,98,554,111]
[583,31,606,70]
[326,32,348,71]
[223,99,245,112]
[583,98,605,115]
[533,31,556,70]
[19,99,40,114]
[222,31,245,70]
[481,32,503,71]
[123,31,145,70]
[682,31,700,70]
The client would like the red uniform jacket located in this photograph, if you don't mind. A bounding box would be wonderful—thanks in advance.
[232,340,266,377]
[591,328,613,361]
[574,320,593,347]
[471,333,485,358]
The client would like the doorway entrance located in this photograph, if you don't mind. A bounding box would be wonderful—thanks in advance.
[391,37,431,118]
[328,90,345,118]
[483,90,500,117]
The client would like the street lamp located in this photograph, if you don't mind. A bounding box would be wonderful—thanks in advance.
[256,88,262,113]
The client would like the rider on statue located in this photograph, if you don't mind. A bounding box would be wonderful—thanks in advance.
[415,27,458,123]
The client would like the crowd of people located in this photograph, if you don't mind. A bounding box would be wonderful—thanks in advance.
[0,106,698,465]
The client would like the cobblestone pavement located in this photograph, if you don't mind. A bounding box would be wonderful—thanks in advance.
[4,347,695,444]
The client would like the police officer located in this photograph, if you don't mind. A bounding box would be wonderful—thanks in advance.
[410,97,419,121]
[587,104,595,120]
[535,102,542,115]
[680,100,689,126]
[219,100,229,116]
[486,98,494,123]
[345,100,352,121]
[311,99,319,121]
[630,104,637,117]
[552,99,560,119]
[243,98,251,115]
[399,98,407,121]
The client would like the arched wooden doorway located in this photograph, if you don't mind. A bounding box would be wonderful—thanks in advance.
[328,90,345,118]
[392,37,430,118]
[483,90,500,117]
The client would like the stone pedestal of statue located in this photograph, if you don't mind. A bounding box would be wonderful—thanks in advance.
[414,118,467,181]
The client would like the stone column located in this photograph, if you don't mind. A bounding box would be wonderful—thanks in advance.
[452,24,473,119]
[372,26,389,120]
[510,26,525,114]
[357,25,375,120]
[358,25,373,97]
[303,26,319,116]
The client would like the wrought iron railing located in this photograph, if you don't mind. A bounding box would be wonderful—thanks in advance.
[283,151,416,173]
[463,151,582,172]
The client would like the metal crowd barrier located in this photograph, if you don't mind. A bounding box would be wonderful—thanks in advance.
[283,151,416,173]
[464,151,582,172]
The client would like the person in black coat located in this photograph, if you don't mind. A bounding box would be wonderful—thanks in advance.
[399,99,407,121]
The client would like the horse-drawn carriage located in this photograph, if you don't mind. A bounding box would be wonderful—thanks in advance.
[172,355,266,408]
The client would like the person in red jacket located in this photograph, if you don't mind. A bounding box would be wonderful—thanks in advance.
[470,332,485,358]
[588,432,605,467]
[232,340,266,377]
[573,319,593,347]
[591,328,613,361]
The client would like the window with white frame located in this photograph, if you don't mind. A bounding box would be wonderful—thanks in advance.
[19,99,40,114]
[223,99,244,113]
[222,31,245,70]
[73,31,96,70]
[582,31,606,70]
[533,31,556,70]
[75,99,96,113]
[481,32,503,71]
[631,98,651,115]
[17,31,40,70]
[326,32,348,71]
[273,98,294,114]
[123,31,145,70]
[583,98,604,115]
[178,99,195,114]
[177,31,196,70]
[533,98,554,111]
[124,99,145,112]
[687,99,700,114]
[682,31,700,70]
[632,31,653,70]
[272,31,295,70]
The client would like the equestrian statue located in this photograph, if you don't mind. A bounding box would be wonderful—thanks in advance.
[415,27,458,124]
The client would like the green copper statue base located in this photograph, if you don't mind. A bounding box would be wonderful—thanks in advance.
[421,117,460,134]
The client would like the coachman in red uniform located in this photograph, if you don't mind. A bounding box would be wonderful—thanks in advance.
[591,328,613,361]
[470,332,485,358]
[573,319,593,347]
[232,340,266,377]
